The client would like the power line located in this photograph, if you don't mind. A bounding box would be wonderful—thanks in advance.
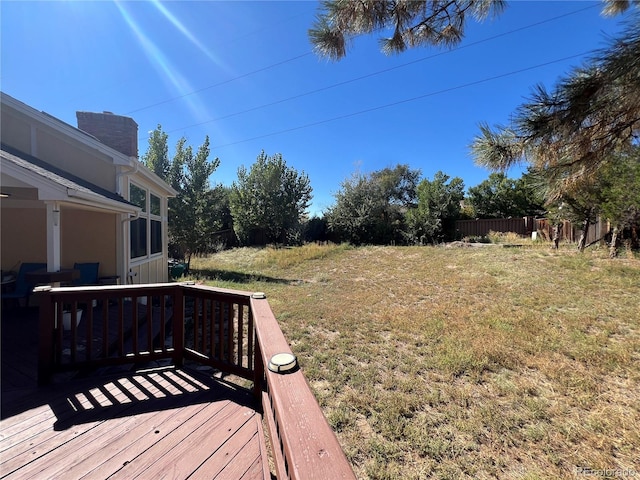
[162,3,598,135]
[127,51,313,115]
[208,51,592,150]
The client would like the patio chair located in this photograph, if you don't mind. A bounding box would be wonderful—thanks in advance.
[70,262,101,311]
[1,262,47,308]
[72,262,100,286]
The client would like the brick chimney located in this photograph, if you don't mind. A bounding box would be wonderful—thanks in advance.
[76,111,138,158]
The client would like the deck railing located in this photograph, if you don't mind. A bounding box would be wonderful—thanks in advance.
[36,283,355,480]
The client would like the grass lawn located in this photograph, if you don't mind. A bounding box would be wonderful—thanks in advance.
[189,243,639,480]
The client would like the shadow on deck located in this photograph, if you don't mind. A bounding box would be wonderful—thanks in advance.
[1,306,40,404]
[2,283,356,480]
[1,307,272,479]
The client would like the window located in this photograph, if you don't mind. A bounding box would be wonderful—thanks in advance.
[150,194,160,216]
[129,183,163,259]
[130,184,146,211]
[151,219,162,254]
[130,218,147,258]
[150,194,162,254]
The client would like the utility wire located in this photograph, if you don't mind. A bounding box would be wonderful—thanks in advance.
[208,51,592,150]
[145,3,598,134]
[127,52,313,115]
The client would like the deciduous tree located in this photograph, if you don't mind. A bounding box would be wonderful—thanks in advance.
[229,151,312,246]
[466,171,545,219]
[598,150,640,256]
[326,172,386,245]
[165,136,222,264]
[142,128,222,263]
[141,125,170,180]
[405,171,464,244]
[326,164,420,244]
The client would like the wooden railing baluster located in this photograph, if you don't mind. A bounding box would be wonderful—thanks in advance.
[146,295,153,354]
[216,301,225,359]
[86,302,93,360]
[227,302,234,364]
[117,298,124,357]
[101,299,109,359]
[237,304,244,369]
[209,299,220,358]
[160,294,166,354]
[132,298,139,356]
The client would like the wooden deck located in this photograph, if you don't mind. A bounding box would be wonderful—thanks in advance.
[0,308,272,480]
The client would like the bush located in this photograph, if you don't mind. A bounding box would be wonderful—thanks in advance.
[487,230,524,244]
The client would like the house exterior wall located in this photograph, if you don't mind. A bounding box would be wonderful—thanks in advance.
[2,105,117,193]
[36,129,117,192]
[61,209,118,277]
[0,109,32,153]
[1,93,175,284]
[1,207,47,268]
[127,259,166,286]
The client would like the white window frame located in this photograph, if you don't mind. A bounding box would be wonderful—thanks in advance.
[129,181,163,261]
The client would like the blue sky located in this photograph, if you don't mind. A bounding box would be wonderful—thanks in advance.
[1,1,633,216]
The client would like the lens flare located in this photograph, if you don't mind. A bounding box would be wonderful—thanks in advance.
[114,0,210,121]
[150,0,227,69]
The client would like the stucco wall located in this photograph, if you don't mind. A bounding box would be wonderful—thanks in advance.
[0,109,31,153]
[61,209,119,277]
[36,129,117,193]
[1,207,47,270]
[1,102,117,193]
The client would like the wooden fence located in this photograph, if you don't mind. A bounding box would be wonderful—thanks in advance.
[455,216,608,244]
[455,217,535,238]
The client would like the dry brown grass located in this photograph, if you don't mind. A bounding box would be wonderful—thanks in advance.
[190,244,640,479]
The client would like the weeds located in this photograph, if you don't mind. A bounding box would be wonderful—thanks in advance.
[487,230,528,244]
[190,244,640,479]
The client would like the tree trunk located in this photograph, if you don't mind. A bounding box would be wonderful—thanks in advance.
[552,223,562,249]
[577,210,593,252]
[609,226,619,258]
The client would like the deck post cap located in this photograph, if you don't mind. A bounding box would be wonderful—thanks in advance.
[268,353,297,373]
[33,285,52,292]
[252,292,266,299]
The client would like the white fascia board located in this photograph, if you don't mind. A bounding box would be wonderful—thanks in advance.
[66,188,140,213]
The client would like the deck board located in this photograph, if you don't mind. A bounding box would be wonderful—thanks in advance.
[1,308,271,480]
[1,369,269,480]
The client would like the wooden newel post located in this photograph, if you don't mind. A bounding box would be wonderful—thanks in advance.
[251,292,267,399]
[36,286,54,386]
